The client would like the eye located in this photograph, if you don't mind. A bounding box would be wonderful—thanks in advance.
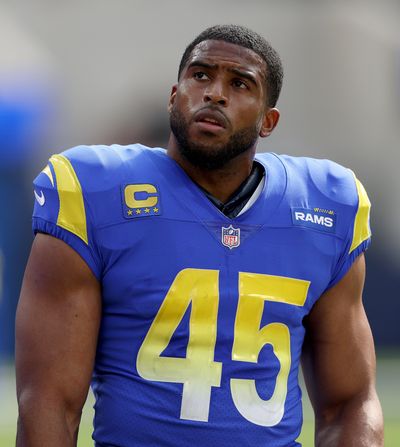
[193,71,209,81]
[232,79,248,89]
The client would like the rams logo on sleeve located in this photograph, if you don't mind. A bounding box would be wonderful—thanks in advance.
[291,207,337,233]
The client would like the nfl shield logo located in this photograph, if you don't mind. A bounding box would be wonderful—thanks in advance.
[221,225,240,249]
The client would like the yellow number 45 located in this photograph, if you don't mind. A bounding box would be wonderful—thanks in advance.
[137,268,309,426]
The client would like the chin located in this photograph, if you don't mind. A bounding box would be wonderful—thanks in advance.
[188,132,228,151]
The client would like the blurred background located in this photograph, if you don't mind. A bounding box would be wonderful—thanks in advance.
[0,0,399,445]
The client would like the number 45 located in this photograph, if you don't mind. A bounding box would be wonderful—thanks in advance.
[137,268,309,427]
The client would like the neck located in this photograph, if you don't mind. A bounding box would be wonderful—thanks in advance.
[167,133,256,203]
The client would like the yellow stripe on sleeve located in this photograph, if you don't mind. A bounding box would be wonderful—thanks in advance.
[41,164,54,186]
[50,154,88,245]
[349,175,371,254]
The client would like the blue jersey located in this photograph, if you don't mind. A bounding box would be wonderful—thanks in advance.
[32,144,371,447]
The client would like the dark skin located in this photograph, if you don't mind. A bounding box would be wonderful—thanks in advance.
[16,234,101,446]
[16,40,383,446]
[167,40,280,202]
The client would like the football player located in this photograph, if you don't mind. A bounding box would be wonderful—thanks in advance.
[16,25,383,446]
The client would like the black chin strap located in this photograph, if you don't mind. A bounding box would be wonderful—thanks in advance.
[200,161,265,219]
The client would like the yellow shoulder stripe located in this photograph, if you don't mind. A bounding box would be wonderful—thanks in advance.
[41,164,54,186]
[349,175,371,254]
[49,154,88,245]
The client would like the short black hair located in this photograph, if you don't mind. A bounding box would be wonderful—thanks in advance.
[178,24,283,107]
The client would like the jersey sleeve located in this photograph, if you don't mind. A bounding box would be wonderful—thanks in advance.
[32,152,102,280]
[327,173,371,288]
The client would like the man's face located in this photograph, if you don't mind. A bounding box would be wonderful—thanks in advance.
[169,40,270,170]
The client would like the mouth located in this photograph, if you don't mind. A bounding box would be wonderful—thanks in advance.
[194,108,228,131]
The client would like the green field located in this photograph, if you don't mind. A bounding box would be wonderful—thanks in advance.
[2,351,399,446]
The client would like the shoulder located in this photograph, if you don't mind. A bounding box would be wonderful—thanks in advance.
[48,144,165,192]
[259,152,369,209]
[257,152,371,249]
[61,143,159,166]
[32,143,166,239]
[279,154,361,206]
[34,143,168,202]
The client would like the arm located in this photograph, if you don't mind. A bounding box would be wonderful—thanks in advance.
[15,233,101,447]
[302,254,384,446]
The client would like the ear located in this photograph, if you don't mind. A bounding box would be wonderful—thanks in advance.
[259,108,280,138]
[168,85,178,113]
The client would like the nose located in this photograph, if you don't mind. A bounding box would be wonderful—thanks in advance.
[204,80,228,106]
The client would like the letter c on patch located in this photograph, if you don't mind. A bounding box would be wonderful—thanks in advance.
[124,184,158,208]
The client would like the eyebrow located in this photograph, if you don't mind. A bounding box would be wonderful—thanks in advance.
[187,60,217,71]
[187,60,259,87]
[228,67,258,87]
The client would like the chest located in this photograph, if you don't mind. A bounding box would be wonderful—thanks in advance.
[98,215,337,327]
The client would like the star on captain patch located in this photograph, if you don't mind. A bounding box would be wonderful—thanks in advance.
[221,225,240,249]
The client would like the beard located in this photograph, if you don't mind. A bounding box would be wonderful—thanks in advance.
[170,105,260,170]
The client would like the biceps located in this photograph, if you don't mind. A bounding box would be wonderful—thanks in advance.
[15,234,101,409]
[305,309,375,406]
[302,255,376,408]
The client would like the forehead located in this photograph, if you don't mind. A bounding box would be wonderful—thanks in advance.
[186,40,266,77]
